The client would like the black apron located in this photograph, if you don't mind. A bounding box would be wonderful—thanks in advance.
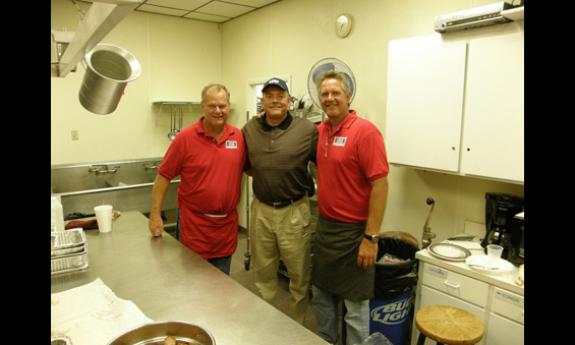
[311,216,375,301]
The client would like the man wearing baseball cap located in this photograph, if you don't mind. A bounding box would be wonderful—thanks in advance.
[243,77,318,324]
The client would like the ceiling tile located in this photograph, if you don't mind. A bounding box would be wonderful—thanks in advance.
[145,0,211,11]
[137,4,189,16]
[184,12,229,23]
[79,0,285,22]
[197,1,254,17]
[226,0,279,7]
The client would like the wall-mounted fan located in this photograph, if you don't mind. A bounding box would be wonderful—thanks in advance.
[306,57,356,109]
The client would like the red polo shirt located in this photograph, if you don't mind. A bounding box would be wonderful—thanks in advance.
[158,117,246,258]
[317,111,389,223]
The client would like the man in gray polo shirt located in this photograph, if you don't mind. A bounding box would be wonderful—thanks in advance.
[242,77,318,324]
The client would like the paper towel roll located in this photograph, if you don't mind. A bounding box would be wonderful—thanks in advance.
[51,196,65,232]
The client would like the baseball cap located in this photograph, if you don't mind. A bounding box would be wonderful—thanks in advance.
[262,77,289,94]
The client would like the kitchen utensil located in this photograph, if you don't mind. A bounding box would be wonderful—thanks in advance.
[51,228,86,256]
[168,107,178,140]
[427,243,471,262]
[106,321,216,345]
[465,255,515,274]
[179,105,183,133]
[51,250,89,275]
[79,44,141,115]
[51,227,89,275]
[167,107,173,139]
[174,106,179,134]
[51,335,72,345]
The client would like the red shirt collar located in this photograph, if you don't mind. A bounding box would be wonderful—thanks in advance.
[324,110,358,134]
[194,117,234,142]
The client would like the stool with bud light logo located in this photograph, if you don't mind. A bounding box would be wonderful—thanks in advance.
[369,233,419,345]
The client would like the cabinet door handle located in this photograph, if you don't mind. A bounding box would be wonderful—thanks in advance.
[443,281,461,289]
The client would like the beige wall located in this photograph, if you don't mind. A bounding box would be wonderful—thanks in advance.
[51,0,524,242]
[221,0,524,241]
[51,0,222,164]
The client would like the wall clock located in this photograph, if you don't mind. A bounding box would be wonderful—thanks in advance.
[335,14,353,38]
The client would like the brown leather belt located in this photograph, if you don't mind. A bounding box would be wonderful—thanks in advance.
[261,195,304,208]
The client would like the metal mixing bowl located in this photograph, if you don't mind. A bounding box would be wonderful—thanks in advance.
[106,321,215,345]
[51,335,72,345]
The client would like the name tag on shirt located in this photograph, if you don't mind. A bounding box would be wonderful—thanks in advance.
[225,140,238,149]
[333,136,347,147]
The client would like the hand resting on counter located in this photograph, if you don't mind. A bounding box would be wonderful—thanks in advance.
[148,213,164,237]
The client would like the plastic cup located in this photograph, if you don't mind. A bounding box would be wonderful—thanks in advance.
[94,205,113,233]
[486,244,503,262]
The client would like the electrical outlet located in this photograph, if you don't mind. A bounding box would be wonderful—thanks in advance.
[71,130,79,141]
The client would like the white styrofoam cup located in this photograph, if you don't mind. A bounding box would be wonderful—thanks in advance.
[94,205,113,233]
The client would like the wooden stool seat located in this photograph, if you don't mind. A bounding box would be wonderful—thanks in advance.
[415,305,484,345]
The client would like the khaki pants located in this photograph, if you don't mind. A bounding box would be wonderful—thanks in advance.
[250,195,312,324]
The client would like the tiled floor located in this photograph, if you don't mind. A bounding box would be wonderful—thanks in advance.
[162,201,322,334]
[229,230,319,333]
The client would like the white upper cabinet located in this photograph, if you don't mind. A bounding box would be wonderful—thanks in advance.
[461,32,524,182]
[386,35,467,172]
[385,28,524,184]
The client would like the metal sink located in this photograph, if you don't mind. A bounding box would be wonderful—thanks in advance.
[51,157,179,217]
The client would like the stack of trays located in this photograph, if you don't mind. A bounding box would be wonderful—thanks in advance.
[51,228,89,276]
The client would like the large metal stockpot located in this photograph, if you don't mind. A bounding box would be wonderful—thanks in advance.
[79,43,141,115]
[106,321,215,345]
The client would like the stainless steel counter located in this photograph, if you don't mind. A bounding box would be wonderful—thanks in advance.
[51,211,329,345]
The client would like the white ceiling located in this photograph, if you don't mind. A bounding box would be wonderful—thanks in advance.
[80,0,282,23]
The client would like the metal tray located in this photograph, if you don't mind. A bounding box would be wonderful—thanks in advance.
[52,244,86,256]
[52,228,87,256]
[427,243,471,262]
[51,250,89,276]
[51,228,86,248]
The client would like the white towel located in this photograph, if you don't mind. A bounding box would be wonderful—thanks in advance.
[51,278,153,345]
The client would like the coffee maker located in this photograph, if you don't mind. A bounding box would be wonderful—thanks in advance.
[508,211,524,265]
[481,193,524,260]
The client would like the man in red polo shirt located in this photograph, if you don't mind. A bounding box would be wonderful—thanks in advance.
[311,71,389,345]
[148,84,246,275]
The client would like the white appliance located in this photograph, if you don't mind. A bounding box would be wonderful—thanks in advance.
[434,1,514,33]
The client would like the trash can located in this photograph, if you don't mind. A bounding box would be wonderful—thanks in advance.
[369,232,419,345]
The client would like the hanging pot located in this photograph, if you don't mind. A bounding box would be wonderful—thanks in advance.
[79,44,141,115]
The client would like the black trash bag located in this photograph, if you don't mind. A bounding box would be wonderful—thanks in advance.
[374,236,419,299]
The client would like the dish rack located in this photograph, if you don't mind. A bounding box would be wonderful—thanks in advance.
[51,228,89,276]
